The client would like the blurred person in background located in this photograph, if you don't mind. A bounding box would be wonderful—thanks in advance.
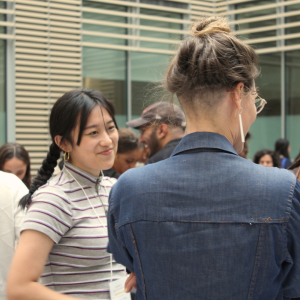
[294,150,300,163]
[238,132,251,159]
[6,89,127,300]
[107,16,300,300]
[289,156,300,181]
[126,102,186,164]
[0,143,31,189]
[136,144,150,166]
[103,128,141,178]
[290,150,300,178]
[0,171,27,300]
[275,138,292,169]
[253,149,281,168]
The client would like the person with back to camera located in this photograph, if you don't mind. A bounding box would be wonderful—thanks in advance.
[275,138,292,169]
[103,128,142,178]
[253,149,281,168]
[0,143,31,189]
[0,171,27,300]
[126,102,186,164]
[107,17,300,300]
[6,89,127,300]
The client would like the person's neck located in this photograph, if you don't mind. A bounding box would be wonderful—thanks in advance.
[184,116,235,146]
[68,159,101,178]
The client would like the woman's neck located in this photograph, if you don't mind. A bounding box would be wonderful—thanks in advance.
[184,116,235,146]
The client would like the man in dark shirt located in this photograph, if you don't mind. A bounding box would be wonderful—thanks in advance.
[126,102,186,164]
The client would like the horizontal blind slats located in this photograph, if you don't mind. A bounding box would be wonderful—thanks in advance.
[82,30,180,45]
[82,41,175,55]
[81,7,193,25]
[82,19,188,35]
[16,73,81,80]
[15,66,82,74]
[15,54,81,64]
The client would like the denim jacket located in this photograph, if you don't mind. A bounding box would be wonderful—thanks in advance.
[107,132,300,300]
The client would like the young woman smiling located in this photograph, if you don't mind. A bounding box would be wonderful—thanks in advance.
[7,89,127,300]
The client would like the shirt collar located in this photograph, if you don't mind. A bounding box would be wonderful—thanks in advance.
[165,138,182,148]
[171,132,238,157]
[63,162,101,187]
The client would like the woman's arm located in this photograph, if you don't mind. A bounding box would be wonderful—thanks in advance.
[7,230,82,300]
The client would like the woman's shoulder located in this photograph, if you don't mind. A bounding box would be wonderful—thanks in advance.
[101,176,117,190]
[0,171,28,192]
[246,158,295,185]
[32,172,72,205]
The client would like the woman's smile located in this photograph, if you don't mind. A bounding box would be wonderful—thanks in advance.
[98,148,113,155]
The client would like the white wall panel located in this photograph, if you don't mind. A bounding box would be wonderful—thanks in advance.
[14,0,82,176]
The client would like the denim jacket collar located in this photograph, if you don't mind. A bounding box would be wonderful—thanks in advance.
[171,132,238,157]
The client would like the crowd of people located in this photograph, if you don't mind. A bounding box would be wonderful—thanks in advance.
[1,16,300,300]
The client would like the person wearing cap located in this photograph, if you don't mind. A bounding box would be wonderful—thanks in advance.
[126,102,186,164]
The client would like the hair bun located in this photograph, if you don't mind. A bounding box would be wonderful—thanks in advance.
[190,16,231,37]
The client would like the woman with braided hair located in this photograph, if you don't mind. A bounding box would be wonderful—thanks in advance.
[7,89,127,300]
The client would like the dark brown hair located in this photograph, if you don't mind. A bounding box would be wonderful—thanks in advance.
[253,149,281,168]
[117,128,139,154]
[0,143,31,189]
[19,89,117,209]
[275,138,290,159]
[165,16,260,108]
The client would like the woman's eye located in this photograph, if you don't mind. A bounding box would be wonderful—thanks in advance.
[108,126,115,131]
[89,131,98,135]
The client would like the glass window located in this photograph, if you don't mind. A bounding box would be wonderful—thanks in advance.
[130,9,181,119]
[138,8,182,50]
[286,50,300,160]
[0,39,5,146]
[131,52,170,119]
[285,3,300,46]
[0,1,6,145]
[82,1,126,46]
[82,48,127,128]
[235,1,277,49]
[248,53,281,160]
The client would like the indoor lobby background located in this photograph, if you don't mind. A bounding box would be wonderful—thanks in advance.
[0,0,299,174]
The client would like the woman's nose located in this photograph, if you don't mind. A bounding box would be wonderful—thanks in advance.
[100,132,112,146]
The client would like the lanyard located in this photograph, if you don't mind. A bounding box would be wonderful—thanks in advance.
[65,168,113,282]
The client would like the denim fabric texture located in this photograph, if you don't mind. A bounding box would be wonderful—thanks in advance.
[107,132,300,300]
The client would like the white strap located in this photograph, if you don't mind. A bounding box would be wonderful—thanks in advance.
[65,168,113,282]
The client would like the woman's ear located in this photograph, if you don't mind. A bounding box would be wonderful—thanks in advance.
[232,82,244,111]
[54,135,72,153]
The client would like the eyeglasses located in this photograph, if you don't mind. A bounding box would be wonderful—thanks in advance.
[255,96,267,114]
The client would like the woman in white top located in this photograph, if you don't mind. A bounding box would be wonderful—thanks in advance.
[0,171,27,300]
[7,89,127,300]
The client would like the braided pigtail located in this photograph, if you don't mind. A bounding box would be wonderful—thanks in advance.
[19,143,61,209]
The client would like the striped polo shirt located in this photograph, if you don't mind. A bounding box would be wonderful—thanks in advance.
[21,162,126,299]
